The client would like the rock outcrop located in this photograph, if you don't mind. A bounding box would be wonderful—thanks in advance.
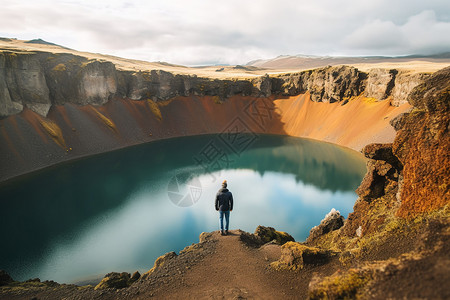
[306,208,345,243]
[392,66,450,217]
[271,242,335,271]
[94,271,140,290]
[339,68,449,237]
[254,225,295,245]
[305,66,450,299]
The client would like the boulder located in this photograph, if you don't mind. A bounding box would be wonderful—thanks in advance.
[254,225,295,245]
[307,208,344,242]
[271,242,334,270]
[130,271,141,283]
[0,270,14,286]
[239,230,264,248]
[94,272,131,290]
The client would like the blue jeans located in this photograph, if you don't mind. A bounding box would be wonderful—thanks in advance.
[219,210,230,231]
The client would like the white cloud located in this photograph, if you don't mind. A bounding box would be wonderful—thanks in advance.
[343,10,450,55]
[1,0,449,65]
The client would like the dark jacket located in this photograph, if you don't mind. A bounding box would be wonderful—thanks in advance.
[215,188,233,211]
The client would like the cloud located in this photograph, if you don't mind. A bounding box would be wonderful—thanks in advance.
[1,1,449,65]
[343,10,450,55]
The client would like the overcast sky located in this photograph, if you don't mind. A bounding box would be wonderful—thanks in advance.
[1,0,449,65]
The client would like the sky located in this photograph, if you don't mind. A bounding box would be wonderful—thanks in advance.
[1,0,449,66]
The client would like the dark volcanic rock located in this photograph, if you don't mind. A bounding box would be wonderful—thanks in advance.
[0,270,14,286]
[130,271,141,283]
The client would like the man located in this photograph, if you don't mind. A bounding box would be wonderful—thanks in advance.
[215,180,233,236]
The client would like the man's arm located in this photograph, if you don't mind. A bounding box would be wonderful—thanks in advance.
[215,193,219,211]
[229,193,233,211]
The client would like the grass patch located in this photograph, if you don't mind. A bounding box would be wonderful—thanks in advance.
[309,268,373,300]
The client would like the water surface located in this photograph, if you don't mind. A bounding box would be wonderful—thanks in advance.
[0,134,366,283]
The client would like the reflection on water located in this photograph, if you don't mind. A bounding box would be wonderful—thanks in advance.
[0,135,366,283]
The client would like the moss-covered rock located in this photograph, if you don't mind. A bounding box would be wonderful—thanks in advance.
[254,225,295,245]
[309,267,374,299]
[271,242,334,271]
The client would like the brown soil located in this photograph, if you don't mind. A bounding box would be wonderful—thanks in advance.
[0,230,341,300]
[1,222,449,300]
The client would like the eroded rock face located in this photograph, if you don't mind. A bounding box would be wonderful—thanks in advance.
[0,50,429,118]
[391,71,430,106]
[275,66,366,102]
[341,67,449,238]
[342,143,402,237]
[0,52,50,117]
[392,66,450,217]
[365,68,397,100]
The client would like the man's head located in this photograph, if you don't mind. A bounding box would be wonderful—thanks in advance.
[222,180,227,188]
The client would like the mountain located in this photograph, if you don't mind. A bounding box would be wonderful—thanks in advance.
[247,53,450,69]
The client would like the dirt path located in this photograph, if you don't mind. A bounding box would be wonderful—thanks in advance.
[140,230,306,299]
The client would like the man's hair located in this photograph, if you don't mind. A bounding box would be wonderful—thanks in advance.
[222,180,227,188]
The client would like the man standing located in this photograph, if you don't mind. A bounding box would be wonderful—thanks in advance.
[215,180,233,236]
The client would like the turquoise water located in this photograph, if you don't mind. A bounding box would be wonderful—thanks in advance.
[0,134,366,284]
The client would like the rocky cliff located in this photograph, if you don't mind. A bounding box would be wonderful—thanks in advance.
[0,51,429,119]
[305,67,449,299]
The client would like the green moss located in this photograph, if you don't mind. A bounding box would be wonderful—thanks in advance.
[271,242,333,271]
[309,269,372,300]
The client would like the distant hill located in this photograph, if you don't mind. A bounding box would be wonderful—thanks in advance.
[24,38,71,49]
[246,53,450,69]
